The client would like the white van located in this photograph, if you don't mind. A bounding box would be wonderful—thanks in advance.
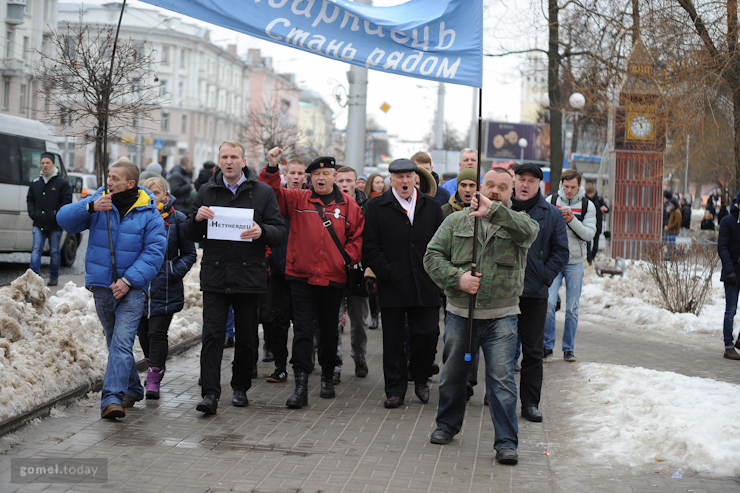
[0,114,81,266]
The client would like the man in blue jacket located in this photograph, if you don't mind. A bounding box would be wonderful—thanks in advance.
[57,159,166,419]
[511,164,569,421]
[718,191,740,360]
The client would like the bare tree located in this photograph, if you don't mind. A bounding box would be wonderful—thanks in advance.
[242,94,303,166]
[424,122,465,151]
[36,16,160,182]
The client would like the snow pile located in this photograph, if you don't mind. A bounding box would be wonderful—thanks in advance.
[0,257,204,423]
[573,363,740,476]
[0,271,106,422]
[578,259,734,338]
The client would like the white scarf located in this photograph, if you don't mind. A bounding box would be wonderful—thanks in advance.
[392,186,417,224]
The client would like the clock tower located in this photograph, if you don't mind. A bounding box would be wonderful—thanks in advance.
[609,37,666,259]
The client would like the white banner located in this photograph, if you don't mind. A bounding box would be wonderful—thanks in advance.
[207,206,255,242]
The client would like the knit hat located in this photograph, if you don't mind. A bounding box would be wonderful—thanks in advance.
[735,191,740,205]
[40,152,55,162]
[457,168,478,186]
[146,162,163,174]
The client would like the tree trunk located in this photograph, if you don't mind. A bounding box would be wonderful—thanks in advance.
[94,123,105,187]
[548,0,563,187]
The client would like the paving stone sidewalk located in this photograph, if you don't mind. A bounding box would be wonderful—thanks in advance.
[1,310,738,492]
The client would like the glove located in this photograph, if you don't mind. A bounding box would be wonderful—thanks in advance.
[364,277,376,295]
[726,272,737,287]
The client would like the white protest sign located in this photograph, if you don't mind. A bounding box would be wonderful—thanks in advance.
[207,206,254,242]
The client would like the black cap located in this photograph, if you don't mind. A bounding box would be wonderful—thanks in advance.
[40,152,55,163]
[203,160,216,170]
[306,156,336,174]
[388,158,418,174]
[514,163,543,180]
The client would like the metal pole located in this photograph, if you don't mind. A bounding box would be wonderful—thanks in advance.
[102,0,128,282]
[434,82,445,148]
[684,134,690,198]
[344,0,370,174]
[465,87,483,362]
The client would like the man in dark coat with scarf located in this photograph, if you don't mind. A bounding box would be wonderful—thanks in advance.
[185,141,285,415]
[718,191,740,360]
[511,164,569,422]
[363,159,443,409]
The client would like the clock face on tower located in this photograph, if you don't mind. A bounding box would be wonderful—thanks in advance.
[627,113,654,140]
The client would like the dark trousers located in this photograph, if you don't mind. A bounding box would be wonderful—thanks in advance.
[381,306,439,399]
[200,291,259,399]
[268,271,292,369]
[290,281,344,376]
[587,230,601,263]
[136,312,174,370]
[518,296,548,408]
[259,276,272,352]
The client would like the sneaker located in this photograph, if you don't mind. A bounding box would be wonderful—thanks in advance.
[47,278,58,287]
[267,368,288,382]
[332,371,341,385]
[563,351,576,362]
[355,359,368,378]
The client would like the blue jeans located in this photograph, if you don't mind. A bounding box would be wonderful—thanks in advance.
[436,313,518,451]
[545,262,584,352]
[30,227,62,279]
[723,283,739,348]
[226,305,234,338]
[91,286,146,412]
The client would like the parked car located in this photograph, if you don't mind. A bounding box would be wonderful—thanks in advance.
[0,114,82,267]
[68,172,98,200]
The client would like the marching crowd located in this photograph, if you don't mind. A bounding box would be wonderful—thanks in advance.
[42,141,605,466]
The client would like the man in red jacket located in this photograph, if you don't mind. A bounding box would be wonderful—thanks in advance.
[260,147,364,409]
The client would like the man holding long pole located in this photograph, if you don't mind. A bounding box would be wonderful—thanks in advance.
[424,168,538,465]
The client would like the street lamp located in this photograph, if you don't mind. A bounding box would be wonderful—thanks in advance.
[518,138,528,164]
[563,92,585,162]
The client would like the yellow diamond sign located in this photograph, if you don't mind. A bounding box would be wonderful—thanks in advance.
[380,102,390,113]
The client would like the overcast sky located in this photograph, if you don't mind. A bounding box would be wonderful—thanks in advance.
[86,0,526,143]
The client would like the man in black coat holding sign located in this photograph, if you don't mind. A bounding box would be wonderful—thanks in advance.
[363,159,443,408]
[185,141,285,415]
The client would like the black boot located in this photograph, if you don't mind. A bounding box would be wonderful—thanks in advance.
[369,315,378,330]
[286,371,308,409]
[320,375,335,398]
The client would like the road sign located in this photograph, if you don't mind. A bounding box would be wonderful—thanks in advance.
[380,102,390,113]
[153,139,164,150]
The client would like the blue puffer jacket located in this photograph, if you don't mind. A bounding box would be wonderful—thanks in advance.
[57,186,166,290]
[519,192,570,298]
[718,204,740,282]
[143,194,197,317]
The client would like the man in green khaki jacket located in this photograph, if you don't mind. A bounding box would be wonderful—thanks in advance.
[423,168,539,465]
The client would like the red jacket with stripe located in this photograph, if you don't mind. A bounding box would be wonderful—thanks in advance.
[259,166,364,287]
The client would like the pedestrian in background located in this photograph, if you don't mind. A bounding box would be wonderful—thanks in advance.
[168,156,194,213]
[584,183,609,265]
[718,191,740,360]
[27,152,72,286]
[136,176,197,399]
[194,161,216,191]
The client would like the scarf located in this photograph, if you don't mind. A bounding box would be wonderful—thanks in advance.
[512,190,540,213]
[392,187,417,224]
[41,166,58,183]
[111,187,139,220]
[447,192,466,213]
[157,198,173,226]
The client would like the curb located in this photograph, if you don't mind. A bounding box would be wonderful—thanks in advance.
[0,334,202,438]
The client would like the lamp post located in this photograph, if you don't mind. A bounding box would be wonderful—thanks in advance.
[518,137,528,164]
[563,92,585,164]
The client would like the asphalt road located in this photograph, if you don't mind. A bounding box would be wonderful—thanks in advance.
[0,231,88,286]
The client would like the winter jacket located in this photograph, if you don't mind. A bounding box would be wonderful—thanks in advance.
[168,165,194,213]
[354,188,369,212]
[194,168,213,192]
[717,206,729,225]
[666,209,682,235]
[26,168,73,232]
[718,204,740,282]
[546,184,596,265]
[424,202,539,311]
[587,189,609,234]
[432,170,451,206]
[519,192,570,299]
[57,186,166,290]
[701,218,715,231]
[681,204,692,229]
[441,192,466,219]
[363,189,443,308]
[185,167,285,294]
[260,166,364,288]
[143,194,197,317]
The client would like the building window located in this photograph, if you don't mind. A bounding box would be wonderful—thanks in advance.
[180,49,186,69]
[19,84,25,112]
[161,113,169,131]
[178,81,184,101]
[181,115,187,134]
[64,36,75,59]
[161,45,169,64]
[22,37,28,60]
[159,79,168,97]
[6,31,12,58]
[2,81,8,109]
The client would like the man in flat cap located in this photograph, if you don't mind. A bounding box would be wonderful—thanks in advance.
[511,163,568,422]
[362,159,443,408]
[260,147,364,409]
